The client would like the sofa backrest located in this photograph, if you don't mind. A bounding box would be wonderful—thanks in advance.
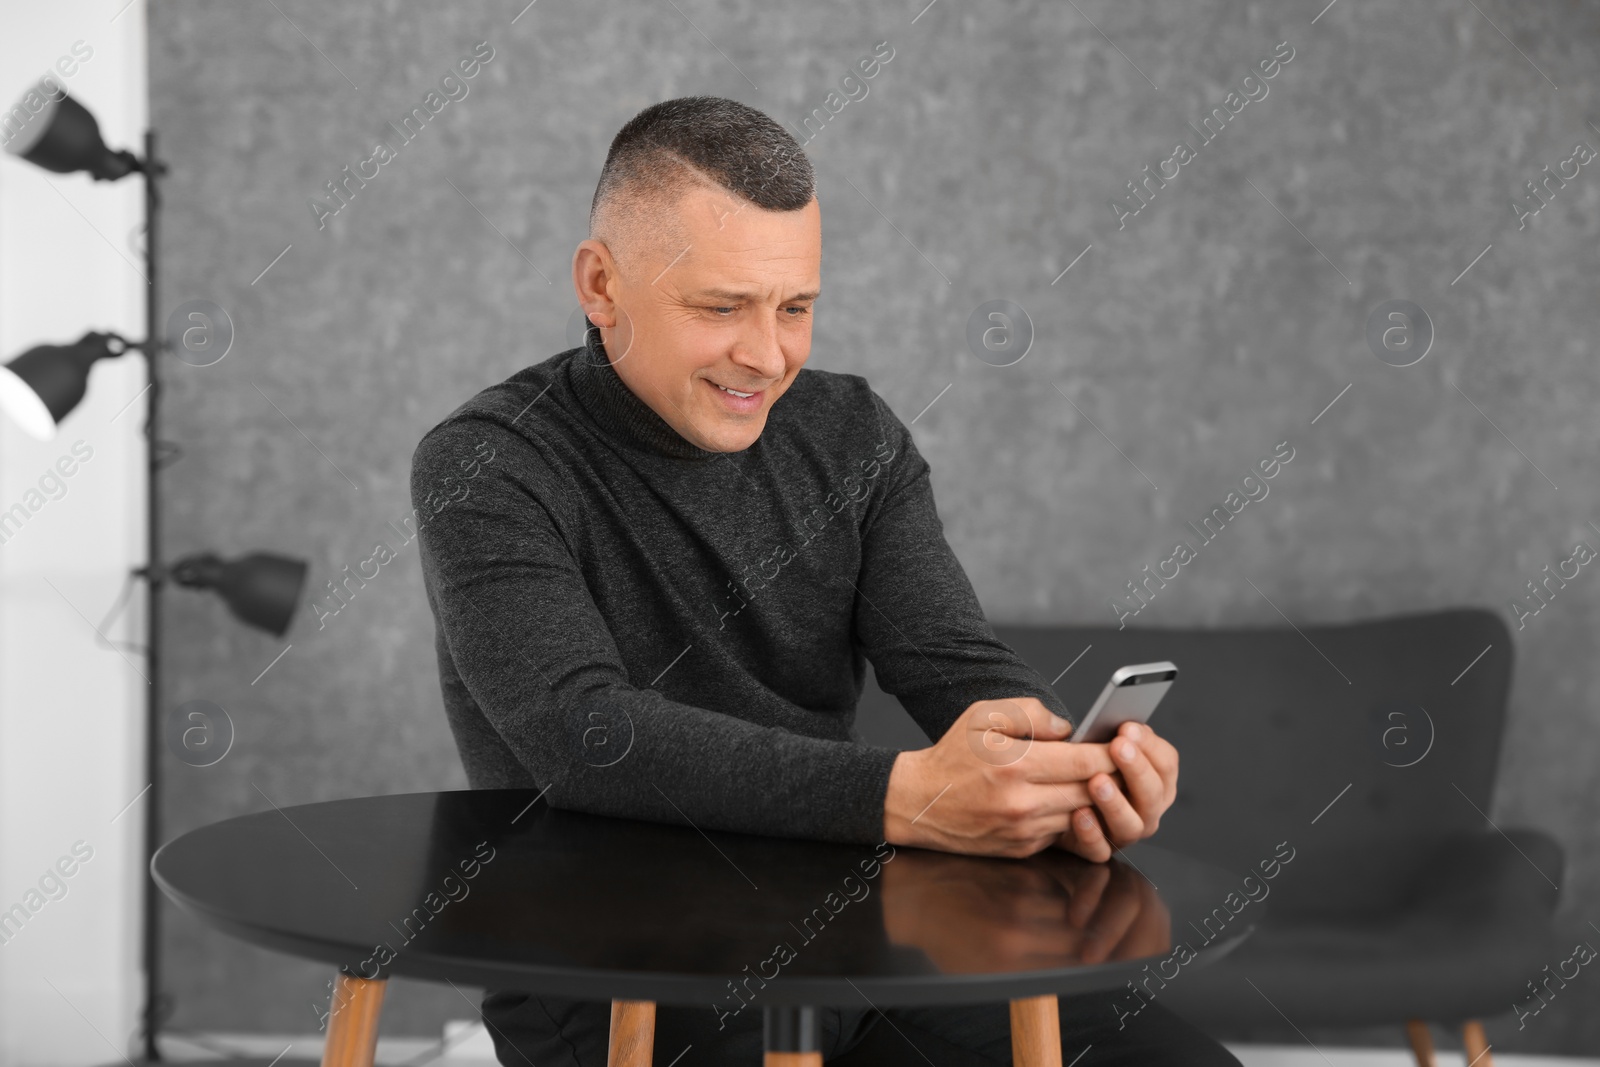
[861,608,1514,915]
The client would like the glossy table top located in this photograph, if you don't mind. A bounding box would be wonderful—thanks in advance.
[153,789,1255,1005]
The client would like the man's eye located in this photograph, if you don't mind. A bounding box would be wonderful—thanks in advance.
[785,306,811,316]
[710,306,736,315]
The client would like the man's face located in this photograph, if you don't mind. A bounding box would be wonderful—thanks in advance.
[578,186,822,453]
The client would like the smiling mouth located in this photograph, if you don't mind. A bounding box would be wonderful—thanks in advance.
[704,377,768,415]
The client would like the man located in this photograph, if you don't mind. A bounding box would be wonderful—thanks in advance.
[411,95,1237,1066]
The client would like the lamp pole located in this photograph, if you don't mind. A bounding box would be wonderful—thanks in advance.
[140,126,168,1063]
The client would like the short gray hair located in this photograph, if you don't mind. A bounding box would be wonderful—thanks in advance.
[589,96,815,272]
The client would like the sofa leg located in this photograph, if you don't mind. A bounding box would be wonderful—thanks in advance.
[1404,1020,1435,1067]
[1463,1020,1494,1066]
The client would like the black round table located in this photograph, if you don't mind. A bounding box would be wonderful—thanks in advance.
[153,789,1255,1067]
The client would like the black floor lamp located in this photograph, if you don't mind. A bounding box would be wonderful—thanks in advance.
[1,84,310,1064]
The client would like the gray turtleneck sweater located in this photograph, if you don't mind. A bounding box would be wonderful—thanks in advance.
[409,335,1068,844]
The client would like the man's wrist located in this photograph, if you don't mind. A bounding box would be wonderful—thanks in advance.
[883,748,928,849]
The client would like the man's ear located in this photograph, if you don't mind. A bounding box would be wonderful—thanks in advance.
[572,238,621,327]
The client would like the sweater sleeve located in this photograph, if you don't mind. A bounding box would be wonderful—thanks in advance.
[411,418,900,845]
[853,389,1070,743]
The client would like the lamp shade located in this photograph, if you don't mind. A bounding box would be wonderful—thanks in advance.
[169,552,310,638]
[0,331,130,440]
[3,86,138,180]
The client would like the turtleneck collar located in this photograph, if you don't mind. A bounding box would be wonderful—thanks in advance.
[566,324,720,462]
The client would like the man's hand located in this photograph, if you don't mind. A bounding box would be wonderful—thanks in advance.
[884,696,1122,858]
[1051,720,1179,863]
[882,697,1179,861]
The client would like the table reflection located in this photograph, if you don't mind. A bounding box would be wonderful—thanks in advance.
[880,847,1171,974]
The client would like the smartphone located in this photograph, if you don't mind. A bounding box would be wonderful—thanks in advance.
[1068,662,1177,744]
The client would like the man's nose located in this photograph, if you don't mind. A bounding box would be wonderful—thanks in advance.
[731,310,788,382]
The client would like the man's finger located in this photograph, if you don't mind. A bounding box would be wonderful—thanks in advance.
[964,698,1075,768]
[1088,771,1147,844]
[1121,722,1179,803]
[1030,781,1098,818]
[969,697,1073,738]
[1108,735,1166,828]
[1070,806,1113,862]
[1016,738,1119,784]
[1049,825,1106,864]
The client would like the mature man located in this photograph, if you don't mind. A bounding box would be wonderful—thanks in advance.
[411,96,1236,1066]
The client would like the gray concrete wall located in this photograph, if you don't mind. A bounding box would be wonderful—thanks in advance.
[149,0,1599,1054]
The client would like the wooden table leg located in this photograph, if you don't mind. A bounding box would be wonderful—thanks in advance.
[321,972,386,1067]
[764,1005,821,1066]
[1462,1020,1494,1066]
[609,999,656,1067]
[1010,995,1063,1067]
[1405,1019,1436,1067]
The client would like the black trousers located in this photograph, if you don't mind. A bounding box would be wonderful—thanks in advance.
[481,990,1242,1066]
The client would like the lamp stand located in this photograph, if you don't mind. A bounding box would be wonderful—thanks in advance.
[140,125,168,1064]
